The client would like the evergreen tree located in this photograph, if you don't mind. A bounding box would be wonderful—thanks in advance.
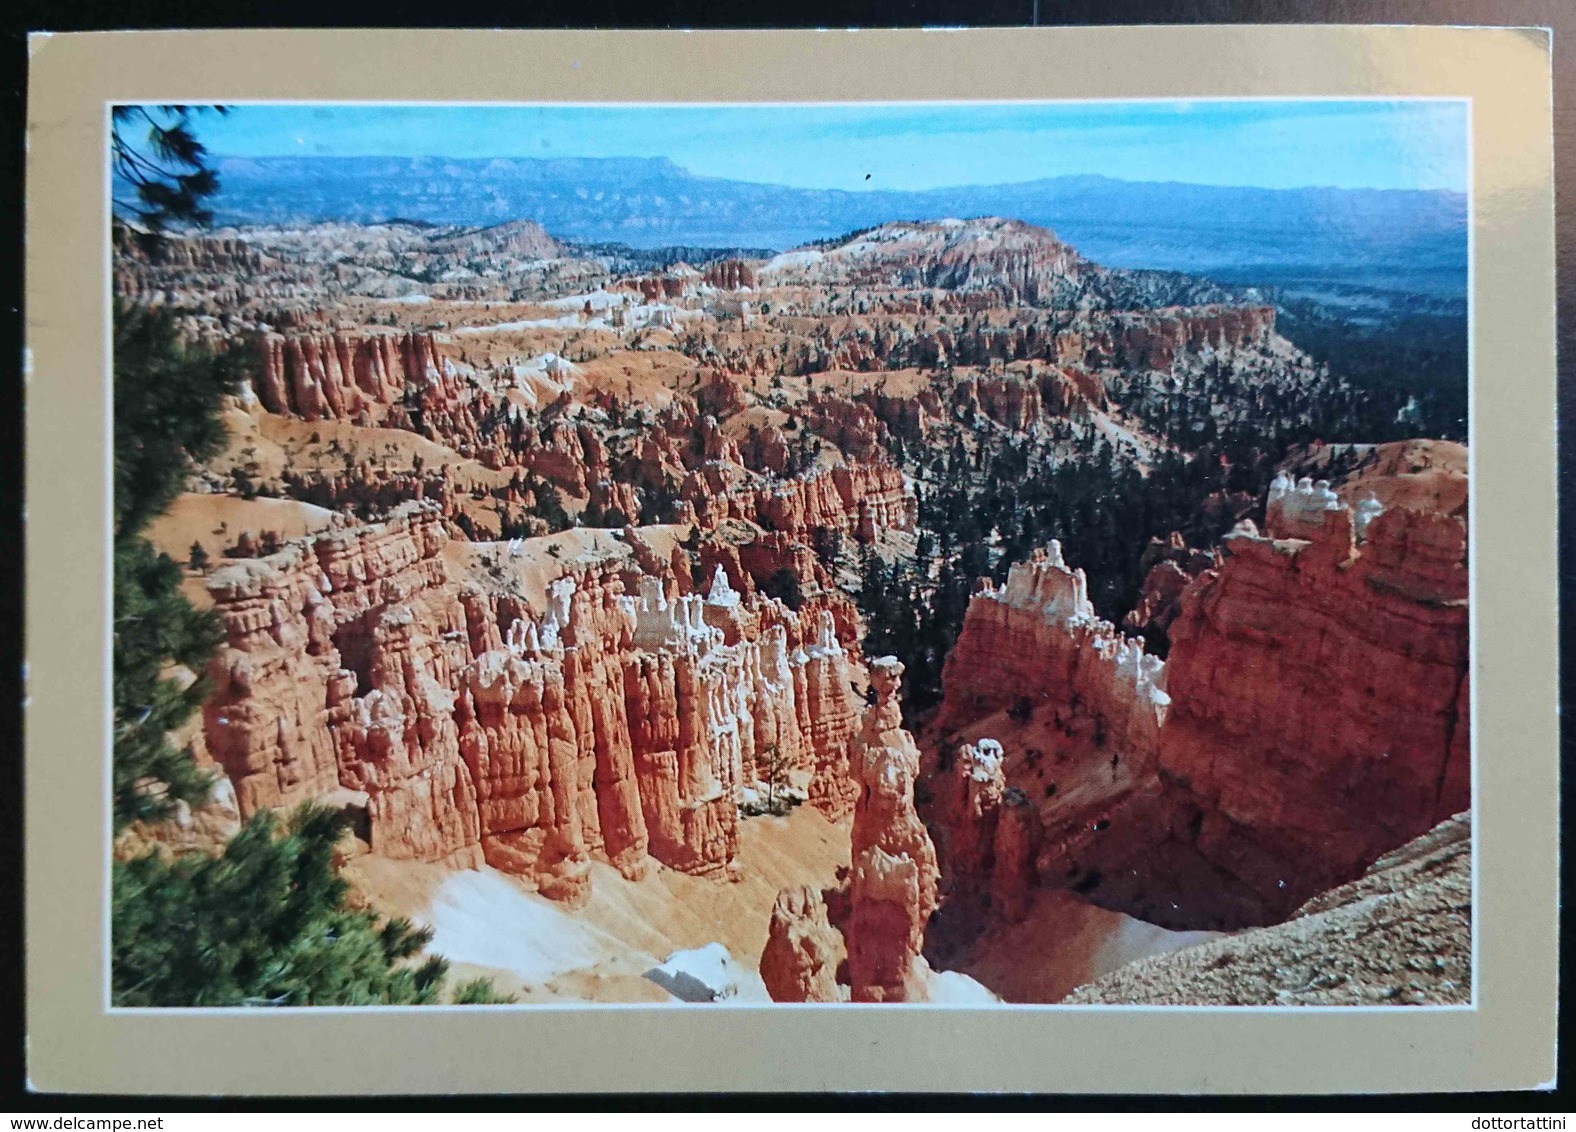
[760,567,805,612]
[113,535,223,828]
[755,744,791,815]
[531,479,571,533]
[114,306,239,541]
[111,106,228,233]
[113,805,451,1007]
[450,977,518,1005]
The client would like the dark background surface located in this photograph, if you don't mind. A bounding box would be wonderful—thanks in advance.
[1,0,1569,1109]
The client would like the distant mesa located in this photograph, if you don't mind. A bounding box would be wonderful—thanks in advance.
[199,155,1468,298]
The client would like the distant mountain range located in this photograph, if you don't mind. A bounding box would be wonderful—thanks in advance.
[199,155,1468,300]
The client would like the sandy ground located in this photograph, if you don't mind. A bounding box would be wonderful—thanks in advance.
[928,702,1150,835]
[956,889,1222,1003]
[794,366,943,402]
[210,405,512,493]
[144,492,339,565]
[574,349,698,410]
[346,791,1208,1006]
[346,802,850,1004]
[143,492,341,608]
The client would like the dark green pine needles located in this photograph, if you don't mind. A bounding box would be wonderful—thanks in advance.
[113,805,449,1007]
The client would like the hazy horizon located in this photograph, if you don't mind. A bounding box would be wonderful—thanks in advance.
[206,153,1469,199]
[152,100,1469,194]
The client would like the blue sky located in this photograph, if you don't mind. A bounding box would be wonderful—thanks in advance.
[178,101,1468,193]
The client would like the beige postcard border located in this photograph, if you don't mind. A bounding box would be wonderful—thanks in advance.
[24,26,1557,1094]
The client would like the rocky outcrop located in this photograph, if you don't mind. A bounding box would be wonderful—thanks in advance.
[202,504,869,896]
[112,777,244,863]
[936,740,1043,930]
[1122,532,1219,649]
[991,788,1043,925]
[1153,486,1469,916]
[1056,306,1277,372]
[843,658,941,1002]
[762,218,1086,303]
[762,657,941,1003]
[759,885,847,1003]
[622,271,695,302]
[253,330,460,424]
[938,540,1171,758]
[933,483,1469,930]
[203,502,486,867]
[703,259,758,291]
[424,218,561,260]
[1064,813,1471,1006]
[751,463,916,543]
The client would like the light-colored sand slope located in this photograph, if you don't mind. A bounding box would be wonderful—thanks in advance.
[424,869,652,984]
[574,804,850,970]
[144,492,339,565]
[347,801,849,1004]
[954,889,1222,1004]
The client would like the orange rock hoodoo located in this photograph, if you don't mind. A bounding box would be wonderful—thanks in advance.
[937,740,1043,928]
[202,502,867,900]
[935,479,1469,929]
[760,885,846,1003]
[938,540,1171,755]
[763,657,941,1003]
[703,259,758,291]
[1121,532,1219,647]
[845,657,941,1001]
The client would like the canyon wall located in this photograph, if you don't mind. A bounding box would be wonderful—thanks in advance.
[934,479,1469,928]
[252,330,461,424]
[937,540,1171,758]
[241,332,920,553]
[1155,476,1469,910]
[202,502,867,901]
[1040,305,1278,373]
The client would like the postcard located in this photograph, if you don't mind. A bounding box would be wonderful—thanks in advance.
[24,26,1558,1094]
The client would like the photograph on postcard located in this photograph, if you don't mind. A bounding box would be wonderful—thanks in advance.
[107,98,1471,1009]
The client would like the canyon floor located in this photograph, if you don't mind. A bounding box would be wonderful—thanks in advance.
[339,799,1247,1005]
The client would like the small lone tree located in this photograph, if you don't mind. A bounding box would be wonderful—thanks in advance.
[230,466,256,500]
[187,541,210,573]
[759,743,790,815]
[450,977,517,1005]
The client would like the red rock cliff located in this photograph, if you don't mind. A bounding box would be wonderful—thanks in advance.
[252,330,460,424]
[933,481,1469,928]
[202,503,870,899]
